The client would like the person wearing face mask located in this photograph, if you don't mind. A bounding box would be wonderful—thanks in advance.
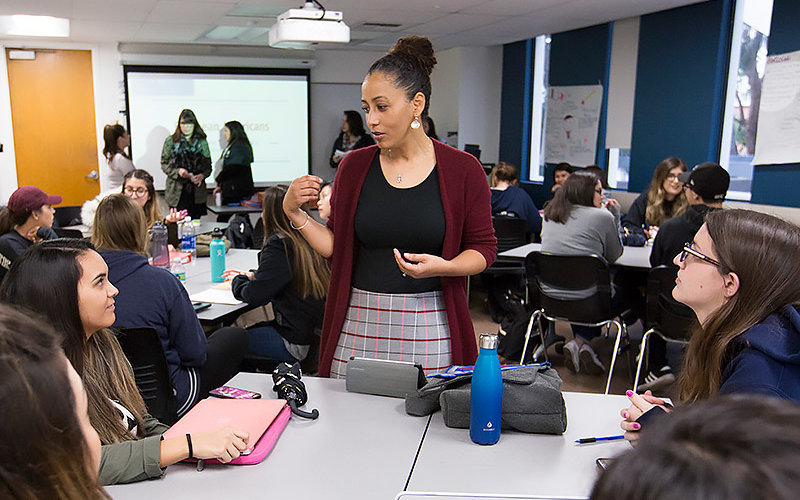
[621,157,689,246]
[213,120,255,206]
[329,110,375,169]
[0,185,61,279]
[619,210,800,443]
[0,305,106,500]
[284,37,497,378]
[161,109,212,219]
[102,124,135,190]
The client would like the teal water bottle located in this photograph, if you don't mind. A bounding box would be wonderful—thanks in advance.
[470,333,502,445]
[210,228,225,283]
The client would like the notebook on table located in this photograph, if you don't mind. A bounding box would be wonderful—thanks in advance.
[164,398,290,465]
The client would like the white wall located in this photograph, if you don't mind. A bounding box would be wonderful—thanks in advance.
[606,17,640,149]
[0,46,17,203]
[457,46,502,163]
[429,47,461,144]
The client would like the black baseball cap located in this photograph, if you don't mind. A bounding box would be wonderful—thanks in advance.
[678,162,730,201]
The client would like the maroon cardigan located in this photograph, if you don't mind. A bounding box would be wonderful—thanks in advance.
[319,141,497,377]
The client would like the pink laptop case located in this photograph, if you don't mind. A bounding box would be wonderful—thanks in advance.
[164,398,290,465]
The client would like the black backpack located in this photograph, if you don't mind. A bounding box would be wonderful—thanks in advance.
[224,214,254,248]
[497,294,531,362]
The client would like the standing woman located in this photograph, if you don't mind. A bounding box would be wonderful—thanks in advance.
[0,239,250,485]
[540,171,623,374]
[214,120,255,205]
[230,186,329,364]
[622,157,688,245]
[161,109,212,219]
[0,186,60,278]
[285,36,497,378]
[329,110,376,169]
[102,124,135,190]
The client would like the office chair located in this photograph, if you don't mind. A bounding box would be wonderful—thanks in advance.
[116,327,178,425]
[53,205,82,228]
[521,251,631,394]
[54,227,84,238]
[632,265,697,393]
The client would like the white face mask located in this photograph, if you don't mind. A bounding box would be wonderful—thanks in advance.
[180,123,195,137]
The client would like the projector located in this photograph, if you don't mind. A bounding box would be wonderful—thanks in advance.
[269,1,350,49]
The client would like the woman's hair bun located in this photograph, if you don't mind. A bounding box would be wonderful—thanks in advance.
[389,36,437,76]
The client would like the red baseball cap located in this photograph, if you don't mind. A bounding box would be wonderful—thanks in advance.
[7,186,62,214]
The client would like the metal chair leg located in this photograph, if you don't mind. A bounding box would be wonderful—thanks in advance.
[633,328,654,393]
[519,310,542,364]
[604,319,624,395]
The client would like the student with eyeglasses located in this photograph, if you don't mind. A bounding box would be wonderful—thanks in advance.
[122,169,186,229]
[619,209,800,443]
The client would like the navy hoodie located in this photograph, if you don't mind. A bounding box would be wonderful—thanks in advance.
[490,185,542,238]
[100,250,207,415]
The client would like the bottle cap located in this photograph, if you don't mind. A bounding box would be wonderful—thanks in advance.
[211,228,223,239]
[479,333,499,350]
[184,217,192,223]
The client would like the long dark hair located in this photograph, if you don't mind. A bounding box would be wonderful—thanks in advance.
[261,186,330,299]
[342,110,366,137]
[368,36,437,118]
[0,304,108,499]
[544,171,599,224]
[102,123,128,161]
[645,157,688,226]
[0,239,147,444]
[678,209,800,402]
[122,169,161,228]
[591,395,800,500]
[171,109,207,142]
[224,120,254,162]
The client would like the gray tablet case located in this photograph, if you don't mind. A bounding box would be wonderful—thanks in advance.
[345,357,426,398]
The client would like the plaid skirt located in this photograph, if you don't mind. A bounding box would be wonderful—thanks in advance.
[330,287,452,379]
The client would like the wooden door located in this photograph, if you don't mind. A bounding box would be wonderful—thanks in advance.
[6,48,100,205]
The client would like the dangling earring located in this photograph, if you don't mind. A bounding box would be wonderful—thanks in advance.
[410,116,421,130]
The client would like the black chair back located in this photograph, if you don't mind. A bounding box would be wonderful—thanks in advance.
[492,216,527,253]
[646,266,697,341]
[116,327,177,425]
[53,205,82,228]
[525,251,612,324]
[54,227,84,239]
[252,216,265,249]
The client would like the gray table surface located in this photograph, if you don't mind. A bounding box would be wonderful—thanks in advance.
[207,204,262,214]
[107,375,431,500]
[183,248,260,323]
[498,243,652,270]
[64,221,228,238]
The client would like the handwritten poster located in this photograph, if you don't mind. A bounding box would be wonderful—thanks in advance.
[753,49,800,165]
[544,85,603,166]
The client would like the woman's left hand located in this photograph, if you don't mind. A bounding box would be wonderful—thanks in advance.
[619,390,668,444]
[393,249,449,279]
[191,173,205,186]
[165,208,188,224]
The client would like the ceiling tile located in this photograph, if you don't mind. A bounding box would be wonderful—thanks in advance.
[413,13,505,35]
[72,0,157,22]
[145,1,231,24]
[134,22,209,42]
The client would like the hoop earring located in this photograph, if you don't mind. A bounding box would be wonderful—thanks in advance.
[410,117,421,130]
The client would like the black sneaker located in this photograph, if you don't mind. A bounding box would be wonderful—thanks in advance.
[638,366,675,392]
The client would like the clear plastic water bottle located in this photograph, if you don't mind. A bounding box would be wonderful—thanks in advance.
[470,333,502,445]
[210,227,225,283]
[170,257,186,282]
[150,221,170,269]
[181,216,197,263]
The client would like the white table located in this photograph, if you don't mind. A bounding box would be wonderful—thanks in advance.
[404,392,630,500]
[107,375,431,500]
[499,243,652,270]
[183,249,260,324]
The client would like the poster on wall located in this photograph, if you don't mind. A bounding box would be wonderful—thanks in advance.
[753,49,800,165]
[544,84,603,166]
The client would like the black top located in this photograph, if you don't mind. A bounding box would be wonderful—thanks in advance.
[650,204,718,267]
[0,227,58,277]
[621,191,679,246]
[215,141,255,204]
[329,134,376,169]
[231,234,325,345]
[353,155,445,293]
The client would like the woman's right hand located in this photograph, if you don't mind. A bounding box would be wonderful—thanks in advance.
[178,168,191,179]
[191,427,250,463]
[284,175,322,216]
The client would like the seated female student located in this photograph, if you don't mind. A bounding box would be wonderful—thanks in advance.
[122,169,185,228]
[0,304,105,500]
[621,157,688,245]
[0,186,60,277]
[540,171,623,375]
[229,186,330,364]
[489,161,542,240]
[620,209,800,442]
[92,194,248,416]
[0,239,250,485]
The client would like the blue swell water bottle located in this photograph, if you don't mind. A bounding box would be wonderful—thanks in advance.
[210,227,225,283]
[470,333,502,445]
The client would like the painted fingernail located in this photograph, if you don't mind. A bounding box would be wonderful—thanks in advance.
[623,412,628,419]
[626,390,634,397]
[633,423,640,430]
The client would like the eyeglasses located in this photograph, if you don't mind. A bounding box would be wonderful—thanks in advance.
[124,187,148,197]
[680,242,720,267]
[666,173,681,181]
[594,188,603,194]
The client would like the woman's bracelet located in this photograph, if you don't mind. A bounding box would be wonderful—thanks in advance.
[290,211,310,230]
[186,433,194,459]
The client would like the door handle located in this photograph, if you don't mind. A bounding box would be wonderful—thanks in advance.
[85,170,99,180]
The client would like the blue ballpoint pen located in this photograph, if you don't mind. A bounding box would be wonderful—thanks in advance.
[575,434,625,444]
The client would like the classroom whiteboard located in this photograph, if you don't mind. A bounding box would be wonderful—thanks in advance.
[753,49,800,165]
[544,85,603,166]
